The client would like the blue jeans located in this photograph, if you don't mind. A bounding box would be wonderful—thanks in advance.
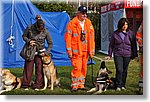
[114,56,131,88]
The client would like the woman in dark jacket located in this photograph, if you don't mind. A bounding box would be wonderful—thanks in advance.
[105,18,138,91]
[21,19,53,90]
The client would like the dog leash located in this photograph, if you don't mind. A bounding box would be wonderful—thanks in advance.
[91,57,94,86]
[42,60,52,65]
[93,56,114,62]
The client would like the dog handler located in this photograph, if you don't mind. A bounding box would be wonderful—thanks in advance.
[64,6,95,92]
[136,21,143,92]
[104,18,138,91]
[21,19,53,90]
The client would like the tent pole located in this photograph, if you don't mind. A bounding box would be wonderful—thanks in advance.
[10,0,14,36]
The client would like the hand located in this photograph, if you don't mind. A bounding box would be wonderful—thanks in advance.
[134,57,139,62]
[30,40,36,46]
[39,52,45,57]
[68,54,72,58]
[104,56,111,61]
[89,54,94,58]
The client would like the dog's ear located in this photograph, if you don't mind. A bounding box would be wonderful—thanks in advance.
[100,61,106,68]
[47,53,53,58]
[107,70,112,74]
[2,69,10,75]
[101,61,112,74]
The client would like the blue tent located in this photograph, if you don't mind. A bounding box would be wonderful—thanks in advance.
[0,0,71,68]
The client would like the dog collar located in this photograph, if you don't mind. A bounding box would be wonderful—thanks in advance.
[3,77,19,89]
[3,82,12,86]
[43,60,52,65]
[12,77,19,89]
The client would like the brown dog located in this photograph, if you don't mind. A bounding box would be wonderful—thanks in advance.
[0,68,22,94]
[41,55,60,90]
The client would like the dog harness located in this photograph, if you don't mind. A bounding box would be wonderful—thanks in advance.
[3,77,19,89]
[12,77,19,89]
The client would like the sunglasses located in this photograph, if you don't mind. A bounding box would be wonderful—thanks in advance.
[81,12,87,15]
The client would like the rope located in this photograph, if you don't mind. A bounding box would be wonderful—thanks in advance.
[93,56,114,62]
[6,0,15,47]
[91,58,94,86]
[10,0,14,37]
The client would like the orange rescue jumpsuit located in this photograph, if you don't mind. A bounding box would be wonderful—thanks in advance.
[136,22,143,78]
[64,16,95,89]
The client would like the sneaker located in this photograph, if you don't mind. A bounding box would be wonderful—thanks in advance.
[32,85,43,91]
[121,87,126,90]
[116,87,121,91]
[78,87,88,90]
[71,88,77,92]
[24,88,29,91]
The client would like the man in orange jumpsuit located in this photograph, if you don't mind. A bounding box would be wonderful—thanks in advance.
[136,21,143,92]
[64,6,95,92]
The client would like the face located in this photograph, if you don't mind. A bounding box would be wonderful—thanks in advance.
[78,12,87,21]
[2,72,14,85]
[42,55,52,63]
[36,23,44,32]
[122,22,128,31]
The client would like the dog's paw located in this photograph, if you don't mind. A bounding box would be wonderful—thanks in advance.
[39,88,46,91]
[50,88,54,90]
[93,90,103,95]
[87,87,97,93]
[0,91,4,94]
[39,87,48,91]
[0,91,3,94]
[104,89,107,92]
[34,88,40,91]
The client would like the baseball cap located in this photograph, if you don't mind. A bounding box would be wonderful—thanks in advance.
[78,6,87,12]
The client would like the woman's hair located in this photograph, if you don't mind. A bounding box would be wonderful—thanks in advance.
[117,18,130,31]
[36,19,44,31]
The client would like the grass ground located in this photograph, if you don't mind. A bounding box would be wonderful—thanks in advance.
[1,53,142,95]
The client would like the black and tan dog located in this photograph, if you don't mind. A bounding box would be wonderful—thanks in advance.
[87,61,113,94]
[41,55,60,91]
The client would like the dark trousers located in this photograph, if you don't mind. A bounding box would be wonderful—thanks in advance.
[22,55,44,89]
[114,56,130,88]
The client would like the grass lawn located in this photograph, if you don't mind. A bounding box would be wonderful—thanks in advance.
[1,53,142,95]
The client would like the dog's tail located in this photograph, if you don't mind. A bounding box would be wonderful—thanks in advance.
[55,67,59,79]
[55,78,61,87]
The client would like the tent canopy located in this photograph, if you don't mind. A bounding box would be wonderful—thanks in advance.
[100,0,126,54]
[100,0,143,54]
[0,0,71,68]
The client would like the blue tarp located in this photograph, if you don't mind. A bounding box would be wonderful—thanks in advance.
[0,0,72,68]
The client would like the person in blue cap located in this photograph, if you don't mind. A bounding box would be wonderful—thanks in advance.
[65,5,95,92]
